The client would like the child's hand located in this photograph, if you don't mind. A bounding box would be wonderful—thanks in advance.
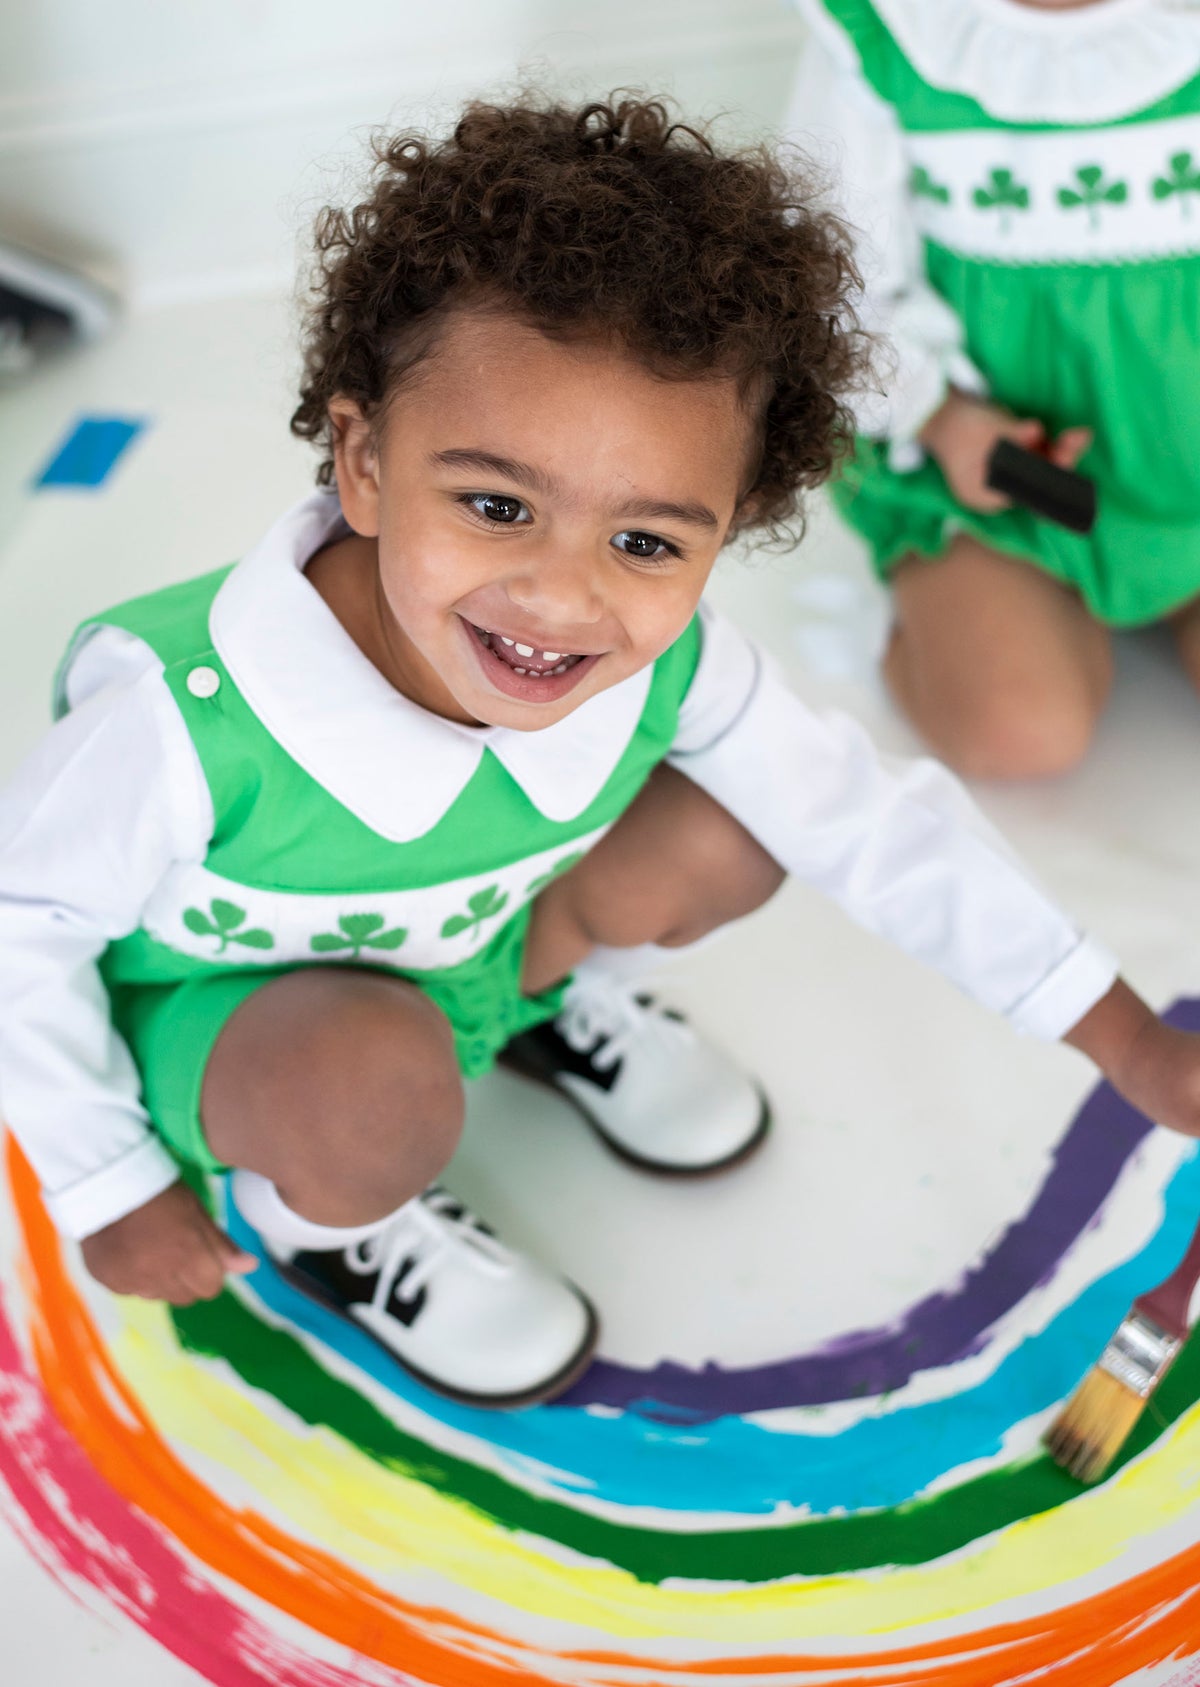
[918,390,1092,514]
[80,1181,258,1305]
[1065,981,1200,1140]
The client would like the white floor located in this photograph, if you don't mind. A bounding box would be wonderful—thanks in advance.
[2,294,1200,1684]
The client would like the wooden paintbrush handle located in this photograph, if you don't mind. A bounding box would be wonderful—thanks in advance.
[1137,1212,1200,1334]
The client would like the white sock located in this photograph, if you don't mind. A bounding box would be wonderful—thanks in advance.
[572,932,727,987]
[230,1169,407,1255]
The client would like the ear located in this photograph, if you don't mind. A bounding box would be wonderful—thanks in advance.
[329,398,380,537]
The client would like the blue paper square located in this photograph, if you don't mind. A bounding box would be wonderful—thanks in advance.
[34,416,147,489]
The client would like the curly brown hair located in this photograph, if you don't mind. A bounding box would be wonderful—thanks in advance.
[291,93,868,540]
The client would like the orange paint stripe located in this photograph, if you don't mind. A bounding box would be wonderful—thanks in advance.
[9,1140,556,1687]
[10,1135,1200,1687]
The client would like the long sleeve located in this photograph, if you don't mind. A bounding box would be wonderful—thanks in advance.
[784,1,987,461]
[0,628,213,1239]
[670,608,1116,1037]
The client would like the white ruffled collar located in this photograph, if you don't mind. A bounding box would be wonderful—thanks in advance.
[870,0,1200,124]
[209,492,652,843]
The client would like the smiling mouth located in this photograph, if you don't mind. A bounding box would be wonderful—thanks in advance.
[468,622,591,679]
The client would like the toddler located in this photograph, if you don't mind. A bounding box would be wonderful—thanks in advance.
[790,0,1200,777]
[2,95,1200,1410]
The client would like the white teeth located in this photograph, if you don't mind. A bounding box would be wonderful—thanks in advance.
[513,667,527,676]
[552,662,568,674]
[540,651,563,663]
[499,636,515,647]
[514,642,534,658]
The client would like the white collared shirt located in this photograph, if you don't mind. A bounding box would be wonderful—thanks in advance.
[0,493,1116,1239]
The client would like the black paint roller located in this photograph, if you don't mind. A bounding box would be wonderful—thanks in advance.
[985,439,1097,535]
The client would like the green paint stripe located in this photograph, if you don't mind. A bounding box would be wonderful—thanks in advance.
[173,1298,1200,1585]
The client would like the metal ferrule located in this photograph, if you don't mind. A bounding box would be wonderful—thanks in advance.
[1097,1312,1181,1400]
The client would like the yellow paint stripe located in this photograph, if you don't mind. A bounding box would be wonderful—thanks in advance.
[111,1299,1200,1646]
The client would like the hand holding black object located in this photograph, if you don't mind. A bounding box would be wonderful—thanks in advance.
[985,439,1098,535]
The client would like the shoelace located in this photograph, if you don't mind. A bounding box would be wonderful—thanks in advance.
[557,974,693,1074]
[346,1186,513,1309]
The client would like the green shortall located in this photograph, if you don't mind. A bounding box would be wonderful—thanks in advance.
[60,564,703,1183]
[105,915,566,1178]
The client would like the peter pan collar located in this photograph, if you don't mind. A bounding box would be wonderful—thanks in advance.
[864,0,1200,125]
[209,491,652,842]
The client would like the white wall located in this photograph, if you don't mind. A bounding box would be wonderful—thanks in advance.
[0,0,804,308]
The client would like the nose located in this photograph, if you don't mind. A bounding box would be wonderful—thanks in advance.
[504,546,605,630]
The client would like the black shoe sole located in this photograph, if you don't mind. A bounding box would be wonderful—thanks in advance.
[273,1258,601,1410]
[498,1048,773,1178]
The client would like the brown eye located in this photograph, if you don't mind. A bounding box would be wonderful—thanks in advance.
[470,493,528,524]
[613,529,672,560]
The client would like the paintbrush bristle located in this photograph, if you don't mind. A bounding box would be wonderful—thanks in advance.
[1044,1367,1150,1484]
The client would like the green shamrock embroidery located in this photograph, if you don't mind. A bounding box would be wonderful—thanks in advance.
[1152,151,1200,218]
[182,898,274,954]
[310,912,408,959]
[525,851,585,897]
[972,168,1031,234]
[1057,164,1127,230]
[910,164,950,206]
[440,884,509,940]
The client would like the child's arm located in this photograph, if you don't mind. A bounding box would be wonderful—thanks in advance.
[671,607,1129,1057]
[0,632,253,1295]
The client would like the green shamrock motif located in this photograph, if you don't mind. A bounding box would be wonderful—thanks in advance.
[972,168,1031,234]
[1152,151,1200,218]
[525,851,585,897]
[1057,164,1127,230]
[440,884,510,940]
[182,898,274,955]
[910,164,950,206]
[310,912,408,959]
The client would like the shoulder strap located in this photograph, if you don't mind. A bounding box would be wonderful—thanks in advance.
[54,567,233,718]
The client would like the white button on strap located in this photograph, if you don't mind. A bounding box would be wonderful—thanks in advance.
[186,665,221,699]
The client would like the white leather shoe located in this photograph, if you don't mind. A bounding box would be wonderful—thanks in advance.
[503,973,770,1174]
[270,1187,598,1408]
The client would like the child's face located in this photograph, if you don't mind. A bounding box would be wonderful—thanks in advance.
[329,308,754,730]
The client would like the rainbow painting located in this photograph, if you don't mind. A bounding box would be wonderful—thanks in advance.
[5,1006,1200,1686]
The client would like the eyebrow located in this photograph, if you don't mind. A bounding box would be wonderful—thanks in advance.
[430,448,720,532]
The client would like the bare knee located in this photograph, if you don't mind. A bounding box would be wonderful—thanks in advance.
[886,540,1112,780]
[655,792,785,943]
[203,969,463,1221]
[940,681,1102,780]
[562,767,784,949]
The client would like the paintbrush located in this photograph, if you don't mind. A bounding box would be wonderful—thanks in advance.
[1045,1212,1200,1483]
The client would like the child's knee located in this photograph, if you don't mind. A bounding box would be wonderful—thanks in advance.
[555,770,783,948]
[209,969,464,1210]
[312,977,463,1192]
[660,813,784,941]
[950,684,1100,781]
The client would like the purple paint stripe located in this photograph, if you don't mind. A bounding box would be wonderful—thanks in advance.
[557,999,1199,1419]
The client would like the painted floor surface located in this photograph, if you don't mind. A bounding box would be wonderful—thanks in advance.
[3,295,1200,1686]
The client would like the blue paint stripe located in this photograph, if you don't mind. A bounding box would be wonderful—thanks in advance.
[34,416,147,489]
[224,1141,1200,1519]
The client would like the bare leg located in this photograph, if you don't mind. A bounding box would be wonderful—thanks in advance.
[522,764,785,995]
[201,969,463,1228]
[1170,593,1200,694]
[884,532,1113,780]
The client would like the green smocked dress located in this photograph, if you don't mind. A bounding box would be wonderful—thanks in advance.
[805,0,1200,626]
